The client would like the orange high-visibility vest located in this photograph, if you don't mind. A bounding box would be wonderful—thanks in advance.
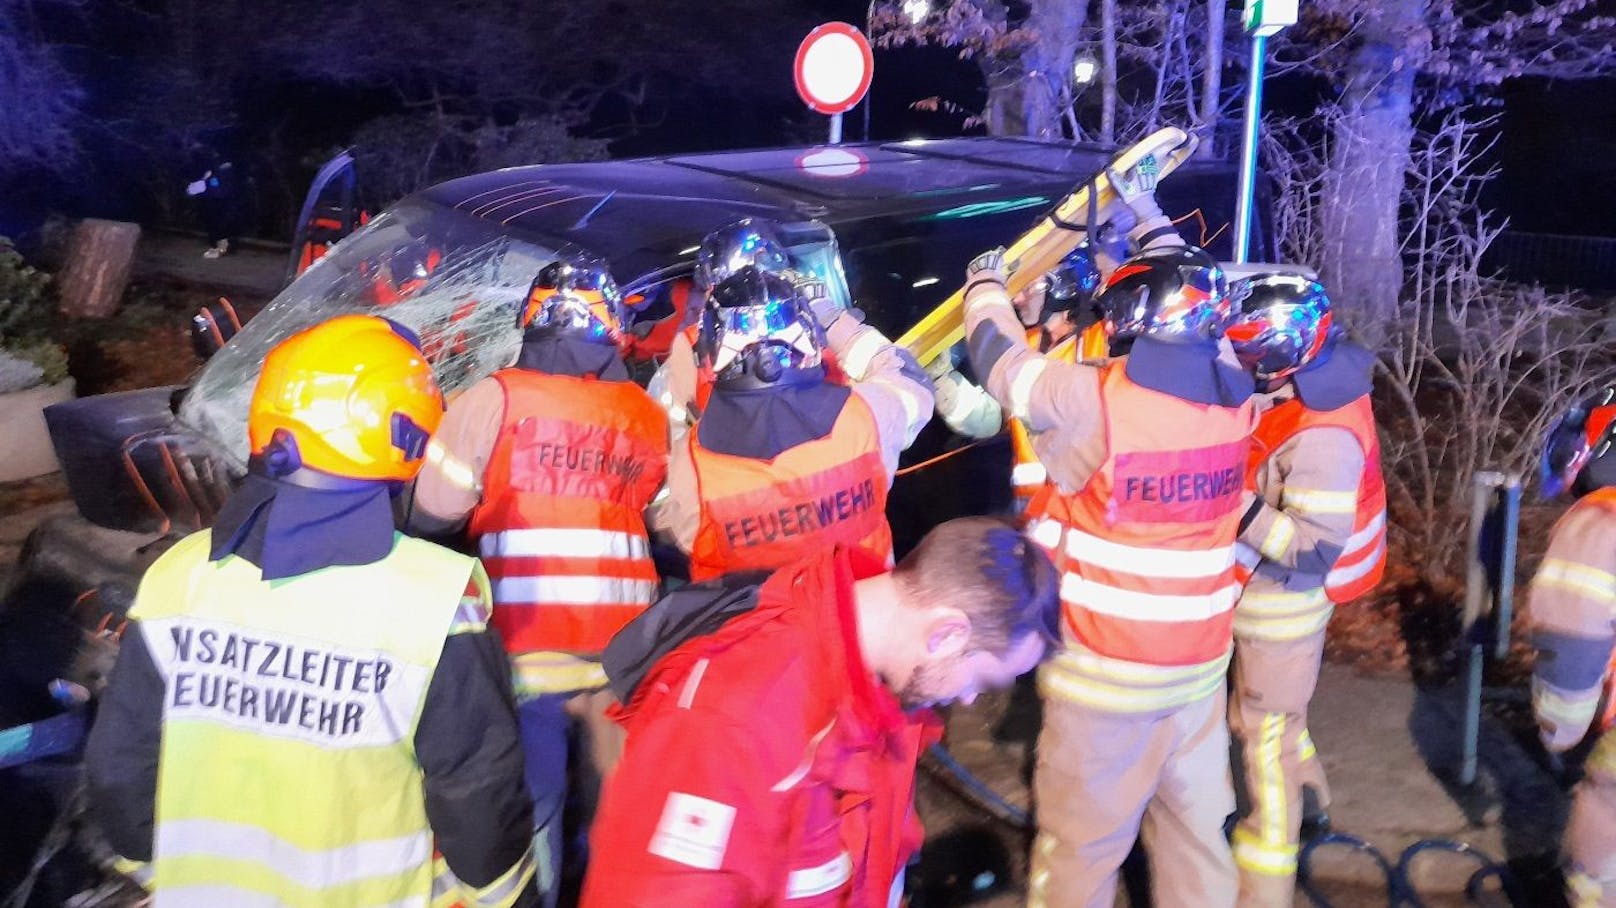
[1077,321,1109,361]
[1026,362,1254,668]
[1236,394,1387,603]
[468,369,668,654]
[687,393,892,581]
[1009,334,1078,522]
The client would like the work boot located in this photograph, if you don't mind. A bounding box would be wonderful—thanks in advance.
[1300,786,1331,842]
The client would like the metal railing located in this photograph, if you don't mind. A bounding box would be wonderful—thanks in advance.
[1483,230,1616,291]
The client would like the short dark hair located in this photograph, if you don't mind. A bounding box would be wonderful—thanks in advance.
[892,517,1061,658]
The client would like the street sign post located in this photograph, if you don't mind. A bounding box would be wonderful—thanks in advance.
[794,23,874,146]
[1233,0,1299,262]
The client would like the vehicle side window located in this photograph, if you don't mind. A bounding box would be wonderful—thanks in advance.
[838,206,1053,338]
[623,274,690,328]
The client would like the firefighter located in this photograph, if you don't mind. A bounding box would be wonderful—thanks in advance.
[652,218,796,434]
[410,257,669,906]
[963,224,1255,904]
[652,265,932,581]
[1221,275,1386,906]
[84,314,536,908]
[581,516,1060,906]
[1532,392,1616,907]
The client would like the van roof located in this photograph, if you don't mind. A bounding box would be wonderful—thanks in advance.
[417,138,1214,277]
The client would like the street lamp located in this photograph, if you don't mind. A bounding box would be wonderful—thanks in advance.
[1072,55,1098,85]
[902,0,931,24]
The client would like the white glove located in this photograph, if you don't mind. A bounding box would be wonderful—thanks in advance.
[1106,154,1165,223]
[965,247,1008,303]
[793,275,841,329]
[967,246,1007,281]
[926,358,1004,438]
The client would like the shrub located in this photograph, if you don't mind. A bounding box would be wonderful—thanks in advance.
[0,235,67,392]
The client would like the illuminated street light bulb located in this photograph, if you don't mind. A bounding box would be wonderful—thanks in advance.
[1073,56,1099,85]
[902,0,931,25]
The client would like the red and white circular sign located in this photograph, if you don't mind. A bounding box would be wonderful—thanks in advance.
[793,23,874,115]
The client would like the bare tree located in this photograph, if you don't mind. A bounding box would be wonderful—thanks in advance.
[874,0,1240,144]
[1274,0,1616,332]
[1266,107,1616,575]
[0,0,83,172]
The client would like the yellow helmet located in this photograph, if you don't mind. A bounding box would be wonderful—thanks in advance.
[248,314,445,484]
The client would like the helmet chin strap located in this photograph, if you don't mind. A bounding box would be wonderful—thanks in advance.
[250,431,398,493]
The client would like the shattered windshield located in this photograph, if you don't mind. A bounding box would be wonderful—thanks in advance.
[182,198,561,465]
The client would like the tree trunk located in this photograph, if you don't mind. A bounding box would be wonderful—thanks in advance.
[1022,0,1092,139]
[1197,0,1228,158]
[1320,0,1428,343]
[983,65,1028,136]
[1099,0,1118,142]
[56,219,140,319]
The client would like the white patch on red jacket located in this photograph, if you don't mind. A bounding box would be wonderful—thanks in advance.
[649,792,737,870]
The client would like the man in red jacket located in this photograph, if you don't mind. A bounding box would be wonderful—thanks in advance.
[581,517,1060,907]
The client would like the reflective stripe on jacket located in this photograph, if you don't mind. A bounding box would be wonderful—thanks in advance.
[468,369,668,655]
[1530,489,1616,746]
[1234,394,1386,610]
[1027,362,1253,712]
[1009,334,1077,521]
[687,393,893,582]
[130,530,479,907]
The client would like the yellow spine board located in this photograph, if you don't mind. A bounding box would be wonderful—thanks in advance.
[897,127,1198,367]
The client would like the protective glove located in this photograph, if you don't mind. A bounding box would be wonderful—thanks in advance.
[965,247,1008,301]
[1105,153,1167,224]
[793,275,843,329]
[925,349,1003,439]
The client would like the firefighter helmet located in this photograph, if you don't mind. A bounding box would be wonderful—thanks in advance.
[695,218,793,293]
[697,265,826,389]
[517,257,624,345]
[1041,243,1104,322]
[1224,273,1335,391]
[248,314,444,485]
[1094,246,1231,351]
[1541,389,1616,499]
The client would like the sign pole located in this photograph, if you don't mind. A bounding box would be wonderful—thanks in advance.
[1234,0,1297,264]
[1232,34,1266,264]
[795,23,874,145]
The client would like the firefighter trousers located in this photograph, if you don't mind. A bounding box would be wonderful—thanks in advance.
[1029,688,1238,908]
[518,687,624,908]
[1567,731,1616,907]
[1229,629,1332,908]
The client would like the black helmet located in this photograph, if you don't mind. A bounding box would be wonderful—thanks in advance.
[694,218,793,293]
[697,266,826,390]
[1095,246,1231,352]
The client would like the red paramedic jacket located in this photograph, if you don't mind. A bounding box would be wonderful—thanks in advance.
[581,548,942,908]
